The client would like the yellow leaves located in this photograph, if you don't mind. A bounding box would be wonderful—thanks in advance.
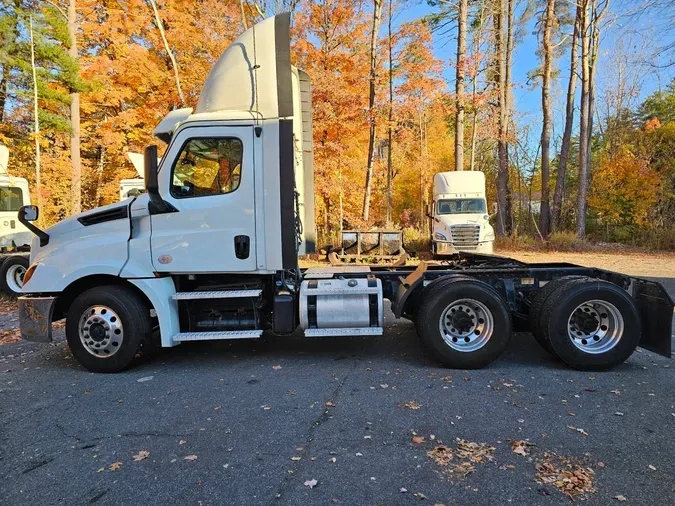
[588,149,661,228]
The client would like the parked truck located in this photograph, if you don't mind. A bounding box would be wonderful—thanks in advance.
[431,171,495,256]
[0,143,32,296]
[17,13,673,374]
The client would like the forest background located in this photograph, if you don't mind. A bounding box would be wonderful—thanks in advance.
[1,0,675,250]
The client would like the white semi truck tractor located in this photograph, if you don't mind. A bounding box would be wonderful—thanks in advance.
[17,14,673,373]
[431,171,495,256]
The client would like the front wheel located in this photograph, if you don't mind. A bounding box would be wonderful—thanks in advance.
[66,285,153,373]
[0,256,29,297]
[416,277,512,369]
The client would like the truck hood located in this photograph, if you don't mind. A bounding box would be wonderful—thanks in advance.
[25,201,133,293]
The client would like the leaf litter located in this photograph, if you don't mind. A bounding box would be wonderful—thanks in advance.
[398,401,422,410]
[427,439,495,478]
[535,452,595,500]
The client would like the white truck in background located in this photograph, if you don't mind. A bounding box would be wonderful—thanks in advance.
[431,171,495,256]
[0,143,32,296]
[120,152,147,200]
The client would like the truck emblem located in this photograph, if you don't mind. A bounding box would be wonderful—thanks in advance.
[158,255,172,264]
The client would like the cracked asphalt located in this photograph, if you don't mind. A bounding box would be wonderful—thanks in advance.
[1,277,674,505]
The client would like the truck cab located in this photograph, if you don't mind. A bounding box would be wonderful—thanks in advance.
[0,144,32,250]
[431,171,495,256]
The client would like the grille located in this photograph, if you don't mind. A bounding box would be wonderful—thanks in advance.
[450,224,480,247]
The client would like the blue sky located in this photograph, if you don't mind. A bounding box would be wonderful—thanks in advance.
[397,0,675,147]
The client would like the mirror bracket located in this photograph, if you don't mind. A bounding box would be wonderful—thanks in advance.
[18,205,49,246]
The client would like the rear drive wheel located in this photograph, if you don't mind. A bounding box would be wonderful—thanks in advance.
[529,276,585,355]
[416,277,511,369]
[66,285,152,373]
[0,256,29,297]
[541,280,641,370]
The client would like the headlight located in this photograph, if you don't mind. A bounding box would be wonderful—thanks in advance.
[23,264,37,285]
[434,232,447,241]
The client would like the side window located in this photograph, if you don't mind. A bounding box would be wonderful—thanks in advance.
[171,138,243,198]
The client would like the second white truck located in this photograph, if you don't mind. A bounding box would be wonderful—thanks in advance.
[431,171,495,256]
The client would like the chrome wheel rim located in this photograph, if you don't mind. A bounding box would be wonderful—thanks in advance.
[6,264,26,293]
[79,305,124,358]
[439,298,494,352]
[567,299,624,354]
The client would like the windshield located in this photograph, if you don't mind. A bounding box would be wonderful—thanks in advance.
[437,198,486,215]
[0,187,23,212]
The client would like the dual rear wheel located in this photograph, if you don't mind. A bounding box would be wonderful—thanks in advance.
[415,275,641,370]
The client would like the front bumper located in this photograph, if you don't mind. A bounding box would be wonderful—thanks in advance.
[19,296,57,342]
[435,241,494,256]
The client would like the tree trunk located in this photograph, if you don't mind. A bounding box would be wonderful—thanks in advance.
[0,65,8,124]
[362,0,382,223]
[455,0,468,171]
[95,145,106,206]
[68,0,82,215]
[552,7,580,231]
[386,0,393,226]
[577,0,591,239]
[539,0,555,237]
[149,0,186,107]
[239,0,248,30]
[29,18,42,222]
[469,4,486,172]
[494,0,512,236]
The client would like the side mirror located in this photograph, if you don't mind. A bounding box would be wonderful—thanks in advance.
[144,145,159,196]
[144,145,175,214]
[19,205,39,222]
[18,205,49,246]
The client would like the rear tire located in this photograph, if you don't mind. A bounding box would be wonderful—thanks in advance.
[66,285,153,373]
[529,276,585,355]
[541,280,641,370]
[0,256,29,297]
[416,277,511,369]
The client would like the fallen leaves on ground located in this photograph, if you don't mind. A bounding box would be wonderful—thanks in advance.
[535,453,595,500]
[108,461,122,471]
[648,464,656,471]
[132,450,150,462]
[272,365,282,370]
[510,440,535,456]
[304,479,318,488]
[398,401,421,410]
[427,439,495,479]
[615,495,627,502]
[567,425,589,436]
[0,328,20,345]
[183,455,198,462]
[411,436,425,444]
[325,401,335,407]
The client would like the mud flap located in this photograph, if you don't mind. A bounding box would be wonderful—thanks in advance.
[391,262,427,318]
[633,278,673,358]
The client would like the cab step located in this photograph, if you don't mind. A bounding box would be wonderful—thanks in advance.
[172,330,263,342]
[172,289,262,300]
[304,327,383,337]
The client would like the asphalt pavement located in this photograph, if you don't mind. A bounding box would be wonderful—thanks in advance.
[1,279,674,505]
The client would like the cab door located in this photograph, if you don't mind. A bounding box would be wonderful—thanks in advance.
[150,125,257,273]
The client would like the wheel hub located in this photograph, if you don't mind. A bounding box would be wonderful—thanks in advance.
[567,300,623,354]
[439,299,493,352]
[79,305,124,358]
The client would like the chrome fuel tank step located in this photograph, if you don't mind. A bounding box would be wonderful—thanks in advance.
[172,290,262,300]
[172,330,263,342]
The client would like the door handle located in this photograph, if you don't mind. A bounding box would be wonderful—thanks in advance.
[234,235,250,259]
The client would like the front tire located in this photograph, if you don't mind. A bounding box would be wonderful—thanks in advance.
[66,285,153,373]
[0,256,29,297]
[416,277,512,369]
